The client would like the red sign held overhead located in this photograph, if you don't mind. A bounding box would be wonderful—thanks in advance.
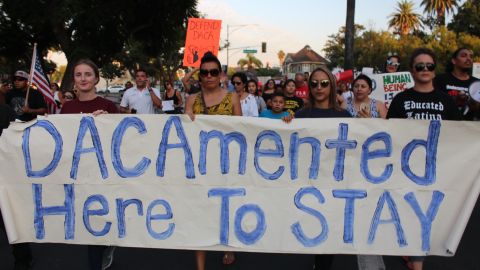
[183,18,222,68]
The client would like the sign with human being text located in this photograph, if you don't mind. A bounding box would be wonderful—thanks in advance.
[368,72,414,107]
[182,18,222,68]
[0,115,479,257]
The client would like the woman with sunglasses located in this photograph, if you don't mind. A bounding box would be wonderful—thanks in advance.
[184,52,241,270]
[163,80,183,114]
[387,48,460,270]
[295,66,351,119]
[262,79,276,108]
[385,54,401,73]
[346,74,387,118]
[387,48,460,121]
[232,72,258,117]
[293,66,350,270]
[61,90,76,103]
[247,79,267,114]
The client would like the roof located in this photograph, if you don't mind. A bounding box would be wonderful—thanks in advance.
[285,45,329,64]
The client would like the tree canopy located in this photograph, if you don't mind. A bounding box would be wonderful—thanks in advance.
[0,0,198,89]
[448,0,480,36]
[323,25,480,73]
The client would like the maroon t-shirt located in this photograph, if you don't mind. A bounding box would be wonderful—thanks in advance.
[61,96,118,114]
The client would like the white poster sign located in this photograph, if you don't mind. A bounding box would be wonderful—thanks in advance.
[368,72,414,107]
[0,115,479,257]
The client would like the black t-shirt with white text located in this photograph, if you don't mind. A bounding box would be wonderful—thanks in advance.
[386,88,460,120]
[434,73,478,108]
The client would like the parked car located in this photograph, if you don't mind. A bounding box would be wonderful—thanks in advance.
[106,85,124,94]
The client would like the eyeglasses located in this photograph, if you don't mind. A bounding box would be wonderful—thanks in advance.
[310,79,330,89]
[199,68,220,77]
[13,77,27,82]
[233,81,243,86]
[64,95,74,100]
[414,62,436,72]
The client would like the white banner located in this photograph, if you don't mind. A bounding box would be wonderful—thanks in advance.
[0,115,479,257]
[368,72,415,107]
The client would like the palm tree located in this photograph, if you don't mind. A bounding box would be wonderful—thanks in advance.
[277,50,286,66]
[237,53,263,69]
[345,0,355,70]
[389,0,423,36]
[420,0,458,26]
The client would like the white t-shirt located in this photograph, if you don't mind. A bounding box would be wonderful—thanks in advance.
[240,94,259,117]
[120,86,161,114]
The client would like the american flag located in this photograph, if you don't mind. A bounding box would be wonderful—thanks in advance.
[29,44,57,114]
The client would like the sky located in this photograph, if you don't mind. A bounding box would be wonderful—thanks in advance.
[197,0,460,68]
[49,0,461,68]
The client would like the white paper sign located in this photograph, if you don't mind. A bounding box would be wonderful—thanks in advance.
[162,100,175,111]
[368,72,415,107]
[0,115,479,257]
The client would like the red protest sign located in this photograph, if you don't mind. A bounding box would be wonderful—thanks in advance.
[183,18,222,68]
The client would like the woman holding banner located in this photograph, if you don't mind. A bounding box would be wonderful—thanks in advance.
[346,74,388,118]
[184,52,242,269]
[60,59,118,270]
[293,66,351,270]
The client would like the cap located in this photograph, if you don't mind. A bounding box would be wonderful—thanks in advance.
[14,70,29,80]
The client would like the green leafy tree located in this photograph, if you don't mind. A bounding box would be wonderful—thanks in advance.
[237,53,263,69]
[421,0,458,26]
[0,0,198,90]
[323,25,365,69]
[448,0,480,36]
[388,0,423,36]
[100,62,125,91]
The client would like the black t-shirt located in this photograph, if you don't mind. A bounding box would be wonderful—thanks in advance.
[0,104,15,136]
[284,96,304,114]
[295,107,352,118]
[386,88,460,120]
[434,73,478,108]
[6,88,47,121]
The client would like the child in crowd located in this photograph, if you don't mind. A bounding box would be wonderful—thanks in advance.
[283,79,304,114]
[259,92,290,119]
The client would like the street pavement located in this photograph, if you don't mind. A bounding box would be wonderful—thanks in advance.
[1,198,478,270]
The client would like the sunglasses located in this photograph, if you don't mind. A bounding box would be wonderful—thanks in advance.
[64,95,74,100]
[310,79,330,89]
[387,60,400,67]
[414,62,436,72]
[199,69,220,77]
[14,77,27,81]
[233,81,243,86]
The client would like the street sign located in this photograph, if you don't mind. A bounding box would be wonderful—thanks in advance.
[243,49,257,54]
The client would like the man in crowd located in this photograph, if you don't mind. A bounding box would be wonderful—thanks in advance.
[181,68,201,95]
[294,72,309,102]
[387,48,460,269]
[120,69,162,114]
[434,47,478,112]
[6,70,46,121]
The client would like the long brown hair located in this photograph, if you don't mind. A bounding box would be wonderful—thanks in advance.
[307,66,341,111]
